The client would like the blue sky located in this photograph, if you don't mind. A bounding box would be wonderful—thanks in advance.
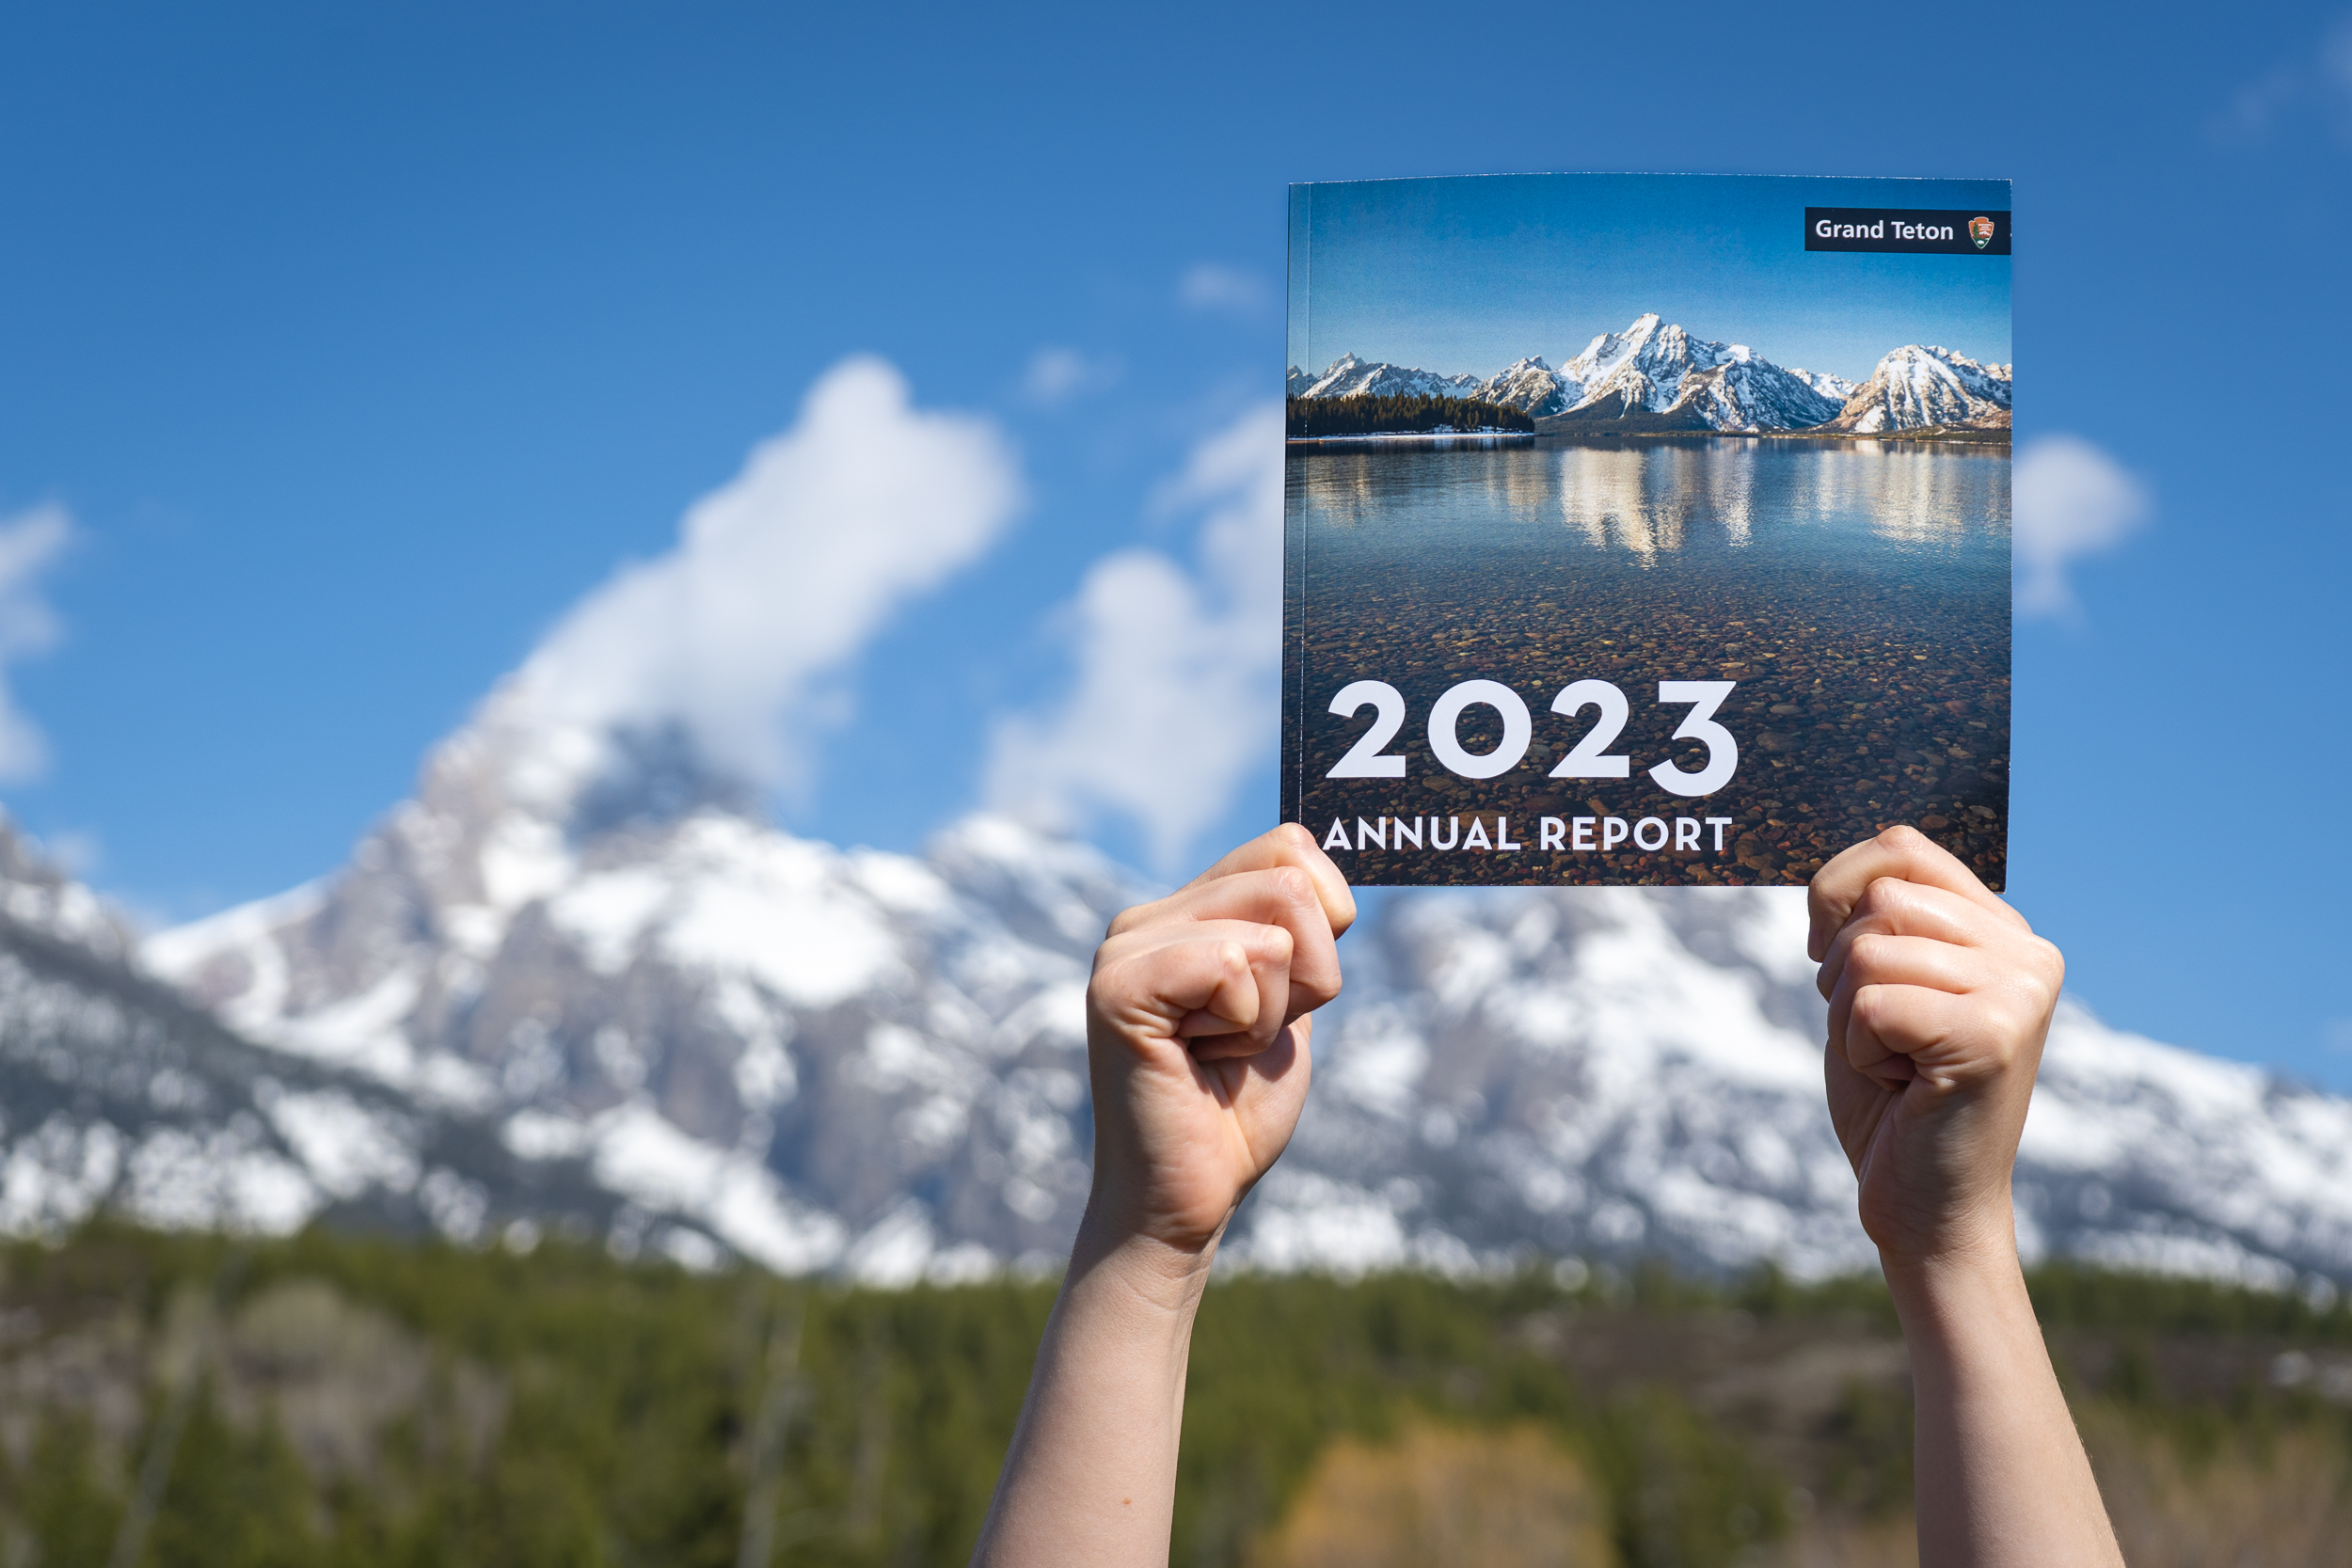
[1,2,2349,1087]
[1289,173,2011,381]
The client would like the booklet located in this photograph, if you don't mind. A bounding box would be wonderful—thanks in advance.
[1282,173,2012,888]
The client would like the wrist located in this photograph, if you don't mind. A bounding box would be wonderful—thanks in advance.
[1069,1205,1222,1322]
[1877,1202,2030,1326]
[1875,1195,2018,1277]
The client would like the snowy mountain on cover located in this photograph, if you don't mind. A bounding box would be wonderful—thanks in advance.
[1291,315,2005,435]
[1471,356,1578,417]
[1786,368,1858,404]
[1295,354,1483,404]
[1540,313,1838,433]
[1820,344,2012,432]
[104,688,2352,1291]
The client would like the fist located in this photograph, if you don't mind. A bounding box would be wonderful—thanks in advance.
[1808,827,2065,1266]
[1083,825,1356,1256]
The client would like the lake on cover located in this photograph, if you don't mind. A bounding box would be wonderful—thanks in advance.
[1284,436,2011,888]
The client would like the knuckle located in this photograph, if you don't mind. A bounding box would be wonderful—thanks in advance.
[1105,900,1158,938]
[1863,873,1915,909]
[1877,823,1929,854]
[1088,931,1131,977]
[1843,993,1875,1036]
[1979,1027,2024,1074]
[1851,879,1902,922]
[1268,865,1313,905]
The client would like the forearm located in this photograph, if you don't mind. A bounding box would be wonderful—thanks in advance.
[970,1214,1215,1567]
[1884,1224,2122,1568]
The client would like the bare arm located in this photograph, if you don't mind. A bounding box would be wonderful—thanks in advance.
[971,825,1354,1567]
[1810,828,2122,1568]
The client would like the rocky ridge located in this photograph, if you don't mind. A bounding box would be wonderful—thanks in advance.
[0,816,612,1246]
[139,689,1134,1279]
[1294,354,1483,404]
[1820,344,2013,433]
[1291,315,2007,435]
[55,697,2344,1293]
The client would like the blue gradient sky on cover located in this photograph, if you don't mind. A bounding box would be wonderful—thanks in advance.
[1288,174,2012,384]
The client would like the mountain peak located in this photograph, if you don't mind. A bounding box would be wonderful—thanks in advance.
[1821,343,2013,433]
[88,797,2352,1291]
[0,815,131,962]
[1299,355,1483,404]
[1543,314,1845,432]
[419,680,762,842]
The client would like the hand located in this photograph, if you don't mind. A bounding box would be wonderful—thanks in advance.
[1808,827,2064,1268]
[1083,824,1355,1259]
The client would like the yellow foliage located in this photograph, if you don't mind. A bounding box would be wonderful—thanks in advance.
[2079,1407,2352,1568]
[1252,1423,1614,1568]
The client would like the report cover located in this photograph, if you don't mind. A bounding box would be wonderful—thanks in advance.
[1282,173,2011,888]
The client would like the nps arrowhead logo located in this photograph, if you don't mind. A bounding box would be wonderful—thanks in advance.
[1969,215,1996,250]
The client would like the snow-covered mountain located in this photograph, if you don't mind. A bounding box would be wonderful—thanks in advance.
[1554,313,1718,417]
[1822,344,2012,433]
[1539,314,1846,433]
[1252,889,2352,1291]
[94,692,2352,1292]
[1295,318,1861,434]
[0,816,612,1244]
[1295,354,1484,403]
[139,691,1141,1278]
[1658,357,1851,434]
[1472,356,1579,417]
[1786,367,1857,404]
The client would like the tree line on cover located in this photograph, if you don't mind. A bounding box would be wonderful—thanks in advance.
[0,1225,2345,1567]
[1287,393,1535,437]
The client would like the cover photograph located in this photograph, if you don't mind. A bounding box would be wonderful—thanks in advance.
[1282,173,2012,887]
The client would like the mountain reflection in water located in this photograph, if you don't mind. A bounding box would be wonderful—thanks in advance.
[1286,436,2010,887]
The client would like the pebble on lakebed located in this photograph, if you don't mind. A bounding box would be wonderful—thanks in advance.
[1295,550,2009,889]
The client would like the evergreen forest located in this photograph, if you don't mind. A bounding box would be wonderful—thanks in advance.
[0,1225,2346,1567]
[1285,394,1535,437]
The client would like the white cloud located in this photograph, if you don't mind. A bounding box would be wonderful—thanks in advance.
[1021,346,1119,408]
[1178,262,1270,317]
[2209,15,2352,144]
[985,403,1282,872]
[2011,435,2150,618]
[0,506,72,782]
[510,356,1023,791]
[2211,63,2306,144]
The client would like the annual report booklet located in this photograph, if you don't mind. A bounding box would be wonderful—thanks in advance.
[1281,172,2012,888]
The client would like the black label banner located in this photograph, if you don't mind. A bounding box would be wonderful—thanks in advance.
[1804,207,2010,255]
